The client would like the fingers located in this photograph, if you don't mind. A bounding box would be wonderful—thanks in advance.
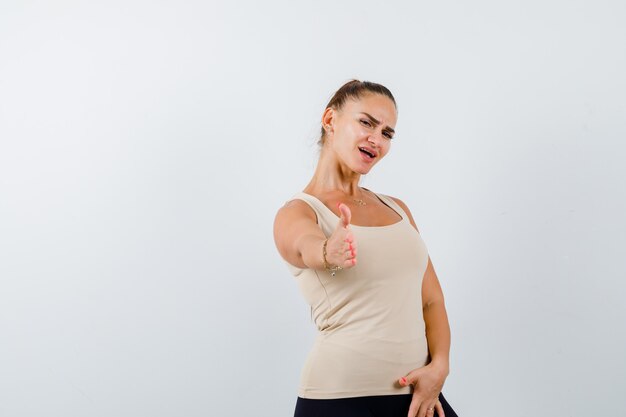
[407,398,420,417]
[404,389,442,417]
[326,235,357,269]
[410,400,437,417]
[345,240,357,258]
[328,215,358,268]
[337,203,351,227]
[401,367,443,417]
[435,400,445,417]
[406,397,437,417]
[422,402,437,417]
[340,237,357,267]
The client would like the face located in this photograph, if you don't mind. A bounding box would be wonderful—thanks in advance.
[323,93,397,175]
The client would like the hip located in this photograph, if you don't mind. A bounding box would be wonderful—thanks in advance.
[299,334,429,399]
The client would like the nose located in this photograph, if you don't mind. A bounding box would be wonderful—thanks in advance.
[367,130,385,147]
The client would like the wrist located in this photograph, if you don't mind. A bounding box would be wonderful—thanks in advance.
[322,238,342,276]
[429,358,450,378]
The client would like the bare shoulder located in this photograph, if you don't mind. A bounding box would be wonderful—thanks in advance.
[273,197,323,269]
[274,198,317,225]
[388,195,420,233]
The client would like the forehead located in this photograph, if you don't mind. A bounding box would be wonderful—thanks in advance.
[344,93,397,126]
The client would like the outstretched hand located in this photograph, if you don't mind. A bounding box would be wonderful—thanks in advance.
[324,203,358,270]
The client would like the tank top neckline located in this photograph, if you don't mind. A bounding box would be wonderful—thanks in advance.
[295,190,406,229]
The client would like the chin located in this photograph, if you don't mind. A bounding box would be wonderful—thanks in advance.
[355,165,374,175]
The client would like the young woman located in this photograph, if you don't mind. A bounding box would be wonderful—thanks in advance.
[273,80,458,417]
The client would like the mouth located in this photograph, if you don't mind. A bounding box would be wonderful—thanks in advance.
[358,147,377,160]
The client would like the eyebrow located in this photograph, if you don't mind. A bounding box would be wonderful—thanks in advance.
[360,112,395,134]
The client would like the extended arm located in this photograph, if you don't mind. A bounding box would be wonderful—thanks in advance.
[273,199,357,271]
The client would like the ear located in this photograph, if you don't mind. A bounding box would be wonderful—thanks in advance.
[321,107,335,134]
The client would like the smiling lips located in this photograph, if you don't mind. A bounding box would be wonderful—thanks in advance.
[358,146,378,162]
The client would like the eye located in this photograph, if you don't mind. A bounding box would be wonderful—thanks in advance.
[360,119,372,127]
[383,132,393,139]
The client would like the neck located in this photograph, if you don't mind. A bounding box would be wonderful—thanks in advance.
[305,147,364,197]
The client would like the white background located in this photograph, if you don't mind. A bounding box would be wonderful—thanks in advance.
[1,1,625,416]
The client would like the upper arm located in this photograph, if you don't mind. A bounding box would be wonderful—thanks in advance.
[389,196,445,309]
[273,199,326,269]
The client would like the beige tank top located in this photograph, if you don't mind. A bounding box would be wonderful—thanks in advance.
[284,191,431,399]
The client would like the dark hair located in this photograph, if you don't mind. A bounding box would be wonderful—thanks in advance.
[318,79,397,147]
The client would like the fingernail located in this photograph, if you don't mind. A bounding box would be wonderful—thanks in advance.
[400,377,407,385]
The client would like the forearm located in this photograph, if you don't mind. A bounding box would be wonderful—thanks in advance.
[423,300,451,376]
[296,234,327,270]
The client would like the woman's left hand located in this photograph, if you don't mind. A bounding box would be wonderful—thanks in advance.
[398,362,448,417]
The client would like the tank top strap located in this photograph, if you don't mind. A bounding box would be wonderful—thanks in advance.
[286,192,337,237]
[367,190,410,221]
[288,192,326,221]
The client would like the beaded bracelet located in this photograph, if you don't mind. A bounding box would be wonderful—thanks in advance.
[322,238,342,276]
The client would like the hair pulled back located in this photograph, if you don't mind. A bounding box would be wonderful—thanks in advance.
[318,79,397,147]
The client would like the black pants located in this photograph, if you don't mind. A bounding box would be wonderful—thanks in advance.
[294,391,457,417]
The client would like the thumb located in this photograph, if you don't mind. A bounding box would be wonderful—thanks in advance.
[399,369,421,387]
[337,203,351,228]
